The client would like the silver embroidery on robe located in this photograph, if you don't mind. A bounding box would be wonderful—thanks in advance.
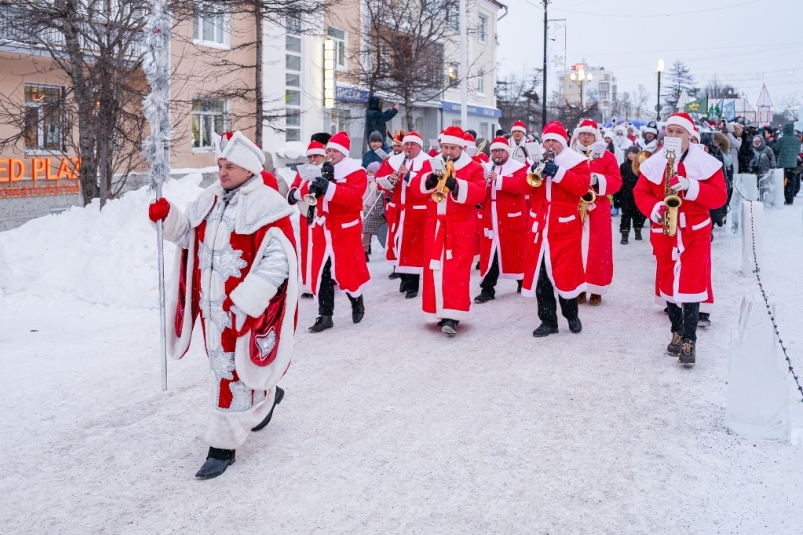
[209,347,235,381]
[227,380,256,412]
[201,295,231,333]
[198,242,213,274]
[211,243,248,281]
[255,327,277,361]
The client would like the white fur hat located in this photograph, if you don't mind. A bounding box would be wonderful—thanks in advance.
[215,131,266,177]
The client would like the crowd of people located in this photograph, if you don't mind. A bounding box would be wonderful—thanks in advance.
[145,106,801,480]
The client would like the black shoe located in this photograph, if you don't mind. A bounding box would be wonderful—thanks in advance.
[308,315,333,333]
[667,331,683,356]
[437,319,445,327]
[634,229,642,241]
[251,387,285,432]
[567,317,582,333]
[473,290,495,304]
[399,278,408,293]
[441,319,458,336]
[698,313,711,328]
[368,244,372,254]
[620,232,629,244]
[351,295,365,323]
[678,338,696,366]
[388,270,401,279]
[405,288,418,299]
[517,280,523,294]
[195,448,235,480]
[533,323,559,337]
[301,292,313,299]
[365,252,370,262]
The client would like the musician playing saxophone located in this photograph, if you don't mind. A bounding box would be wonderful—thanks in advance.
[634,113,727,366]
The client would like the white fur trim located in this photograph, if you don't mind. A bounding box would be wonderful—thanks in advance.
[455,178,469,203]
[324,182,337,202]
[151,201,189,242]
[542,133,567,147]
[229,274,279,319]
[511,124,526,133]
[306,147,326,156]
[552,165,567,183]
[333,158,363,181]
[691,217,711,231]
[585,283,609,296]
[328,141,350,157]
[596,173,608,196]
[684,177,700,201]
[441,134,464,146]
[402,134,423,146]
[216,131,265,178]
[666,115,695,136]
[490,141,512,153]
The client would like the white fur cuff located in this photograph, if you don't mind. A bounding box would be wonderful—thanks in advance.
[552,166,566,183]
[324,182,337,202]
[230,277,279,318]
[684,178,700,201]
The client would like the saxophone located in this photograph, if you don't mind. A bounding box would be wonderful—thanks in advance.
[663,149,682,237]
[579,145,598,223]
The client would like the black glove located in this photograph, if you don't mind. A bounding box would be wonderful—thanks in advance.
[542,162,560,178]
[307,182,322,198]
[425,173,439,189]
[445,176,458,195]
[530,162,540,173]
[321,161,334,181]
[312,176,330,195]
[288,187,300,205]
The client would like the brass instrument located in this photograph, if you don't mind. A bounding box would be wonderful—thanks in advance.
[476,138,488,156]
[579,188,597,223]
[432,160,455,203]
[303,158,333,225]
[631,150,651,175]
[526,149,554,188]
[663,149,682,237]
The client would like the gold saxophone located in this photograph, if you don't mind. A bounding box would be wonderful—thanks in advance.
[663,149,682,236]
[432,160,455,203]
[578,145,598,223]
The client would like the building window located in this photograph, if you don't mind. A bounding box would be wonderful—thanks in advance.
[192,99,227,150]
[479,122,489,139]
[477,14,487,43]
[327,27,346,70]
[193,5,228,47]
[451,119,461,127]
[24,84,64,152]
[286,16,301,35]
[415,116,424,135]
[330,109,351,136]
[286,109,301,141]
[286,73,300,87]
[598,82,609,101]
[286,54,301,71]
[286,90,301,106]
[448,7,460,32]
[286,35,301,53]
[476,68,485,95]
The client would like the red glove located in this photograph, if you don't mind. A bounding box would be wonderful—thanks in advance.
[148,198,170,222]
[657,204,667,221]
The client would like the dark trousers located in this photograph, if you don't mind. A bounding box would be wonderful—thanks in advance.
[401,273,420,291]
[318,259,359,316]
[536,262,578,328]
[784,168,798,203]
[666,302,700,341]
[620,205,646,233]
[481,253,522,296]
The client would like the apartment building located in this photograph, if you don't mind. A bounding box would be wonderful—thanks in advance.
[561,62,618,124]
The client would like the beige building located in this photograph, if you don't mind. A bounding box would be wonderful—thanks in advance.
[561,62,617,124]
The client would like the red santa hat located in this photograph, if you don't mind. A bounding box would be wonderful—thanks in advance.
[462,131,475,147]
[327,131,351,157]
[215,131,265,178]
[511,120,526,134]
[402,130,424,146]
[306,140,326,157]
[541,121,569,148]
[665,112,696,136]
[428,148,439,157]
[489,136,513,155]
[440,125,465,147]
[573,118,602,143]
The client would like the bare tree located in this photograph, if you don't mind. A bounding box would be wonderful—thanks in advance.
[496,69,543,133]
[636,85,650,119]
[701,76,739,99]
[0,0,149,206]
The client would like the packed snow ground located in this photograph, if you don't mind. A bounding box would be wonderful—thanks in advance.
[2,179,803,534]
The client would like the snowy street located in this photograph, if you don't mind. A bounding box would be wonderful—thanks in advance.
[2,188,803,533]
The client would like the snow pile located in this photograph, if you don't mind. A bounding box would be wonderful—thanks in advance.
[0,175,205,308]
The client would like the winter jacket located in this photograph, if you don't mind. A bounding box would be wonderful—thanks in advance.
[614,160,639,212]
[774,124,801,169]
[725,131,742,174]
[750,136,777,176]
[364,95,398,148]
[738,131,753,173]
[362,149,384,169]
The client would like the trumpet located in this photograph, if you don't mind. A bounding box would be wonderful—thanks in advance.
[663,149,682,237]
[579,188,597,223]
[631,150,651,175]
[527,149,554,188]
[303,159,334,225]
[432,160,455,203]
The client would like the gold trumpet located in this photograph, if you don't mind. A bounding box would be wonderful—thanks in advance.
[432,160,455,203]
[579,188,597,223]
[631,150,651,175]
[526,149,554,188]
[302,157,332,206]
[663,149,682,237]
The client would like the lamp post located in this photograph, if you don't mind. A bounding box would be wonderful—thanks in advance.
[656,58,664,120]
[570,68,592,109]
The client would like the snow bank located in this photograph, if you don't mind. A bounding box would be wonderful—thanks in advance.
[0,175,205,308]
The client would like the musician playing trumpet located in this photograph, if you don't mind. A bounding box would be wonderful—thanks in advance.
[374,131,431,299]
[570,119,622,306]
[410,125,486,337]
[474,136,530,304]
[634,112,727,366]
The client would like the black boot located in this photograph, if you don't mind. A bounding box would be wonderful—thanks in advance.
[388,269,400,279]
[517,280,523,294]
[441,318,458,337]
[301,292,313,299]
[567,317,582,333]
[351,295,365,323]
[399,278,408,293]
[365,252,370,262]
[251,387,285,432]
[308,315,333,333]
[533,323,559,337]
[666,332,683,356]
[405,286,418,299]
[620,231,629,244]
[698,313,711,328]
[634,228,643,241]
[473,289,495,304]
[195,447,235,480]
[678,338,696,366]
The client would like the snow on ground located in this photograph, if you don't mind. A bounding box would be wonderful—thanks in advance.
[2,184,803,533]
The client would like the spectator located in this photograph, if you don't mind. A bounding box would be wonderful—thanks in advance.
[750,134,776,177]
[722,121,743,174]
[364,95,398,150]
[362,161,384,261]
[362,131,386,168]
[614,145,645,244]
[774,123,802,204]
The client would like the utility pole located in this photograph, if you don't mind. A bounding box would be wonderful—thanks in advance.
[459,0,468,129]
[541,0,549,131]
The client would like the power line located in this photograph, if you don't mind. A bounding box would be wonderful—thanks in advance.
[552,0,760,17]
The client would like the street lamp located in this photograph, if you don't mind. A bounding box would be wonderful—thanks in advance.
[656,58,664,119]
[570,68,592,109]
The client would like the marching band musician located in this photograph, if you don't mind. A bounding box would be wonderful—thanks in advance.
[633,112,727,366]
[293,131,371,333]
[509,120,530,164]
[374,131,431,299]
[570,119,622,306]
[519,121,591,337]
[287,140,327,297]
[409,125,486,337]
[474,136,529,304]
